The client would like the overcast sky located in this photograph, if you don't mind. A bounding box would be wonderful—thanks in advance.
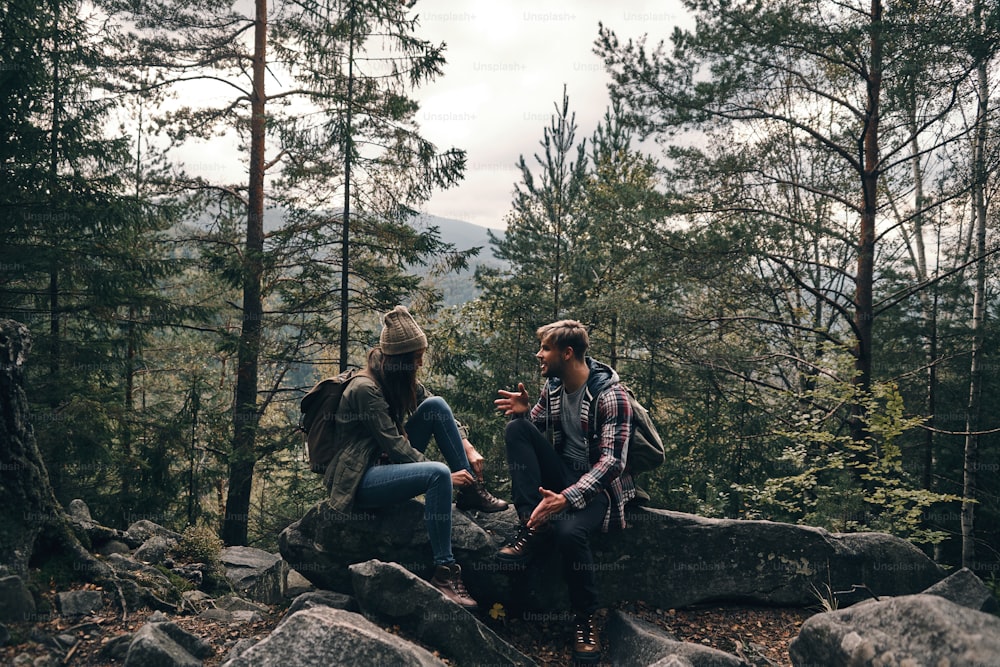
[409,0,690,229]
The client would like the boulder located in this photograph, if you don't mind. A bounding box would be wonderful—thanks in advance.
[280,500,945,612]
[220,606,446,667]
[123,621,213,667]
[124,520,181,549]
[66,499,93,523]
[104,553,182,611]
[604,610,744,666]
[921,566,999,613]
[0,575,36,623]
[281,590,357,621]
[96,539,131,556]
[219,547,288,605]
[788,593,1000,667]
[66,498,128,551]
[284,569,314,598]
[134,535,177,565]
[348,559,536,666]
[56,590,103,617]
[280,500,494,596]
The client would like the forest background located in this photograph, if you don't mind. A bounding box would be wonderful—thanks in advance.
[2,0,999,582]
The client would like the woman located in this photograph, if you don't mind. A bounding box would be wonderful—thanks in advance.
[325,305,508,609]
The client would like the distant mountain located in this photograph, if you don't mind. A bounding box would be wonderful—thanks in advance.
[412,214,502,268]
[412,214,505,305]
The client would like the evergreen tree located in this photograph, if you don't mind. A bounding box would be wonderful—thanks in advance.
[0,0,182,524]
[112,0,468,544]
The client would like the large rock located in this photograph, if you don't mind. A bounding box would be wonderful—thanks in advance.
[123,621,213,667]
[221,606,446,667]
[134,535,178,565]
[788,593,1000,666]
[280,500,494,596]
[281,590,357,621]
[280,499,945,612]
[604,610,744,666]
[0,575,35,623]
[124,520,181,550]
[921,566,999,613]
[219,547,288,605]
[349,559,536,667]
[56,590,104,617]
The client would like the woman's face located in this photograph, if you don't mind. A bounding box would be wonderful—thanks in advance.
[414,348,426,370]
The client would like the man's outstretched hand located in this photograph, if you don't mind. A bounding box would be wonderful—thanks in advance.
[495,382,531,416]
[528,487,567,529]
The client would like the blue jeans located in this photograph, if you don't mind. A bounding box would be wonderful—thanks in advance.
[354,397,473,566]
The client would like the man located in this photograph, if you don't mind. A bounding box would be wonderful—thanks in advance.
[494,320,635,664]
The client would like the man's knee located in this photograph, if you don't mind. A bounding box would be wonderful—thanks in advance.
[504,418,536,446]
[551,516,591,547]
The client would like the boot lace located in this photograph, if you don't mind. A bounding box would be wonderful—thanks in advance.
[575,617,596,646]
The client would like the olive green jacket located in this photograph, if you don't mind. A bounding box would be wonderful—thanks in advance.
[324,373,467,513]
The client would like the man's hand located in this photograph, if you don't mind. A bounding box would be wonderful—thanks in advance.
[463,438,484,479]
[528,487,567,529]
[495,382,531,416]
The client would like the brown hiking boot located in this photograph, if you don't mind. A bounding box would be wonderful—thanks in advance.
[429,562,478,610]
[572,613,601,664]
[496,523,550,564]
[456,479,510,513]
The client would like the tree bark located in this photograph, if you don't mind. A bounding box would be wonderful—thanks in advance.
[222,0,267,547]
[850,0,882,451]
[0,320,109,581]
[962,0,990,568]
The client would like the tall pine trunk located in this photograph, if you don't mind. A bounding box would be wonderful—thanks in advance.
[222,0,267,546]
[850,0,882,452]
[962,0,990,568]
[339,0,355,373]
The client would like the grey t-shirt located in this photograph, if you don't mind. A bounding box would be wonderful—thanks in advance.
[560,385,589,473]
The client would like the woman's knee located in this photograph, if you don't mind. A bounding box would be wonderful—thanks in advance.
[425,461,452,487]
[421,395,451,417]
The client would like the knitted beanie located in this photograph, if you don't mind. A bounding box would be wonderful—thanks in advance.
[379,305,428,355]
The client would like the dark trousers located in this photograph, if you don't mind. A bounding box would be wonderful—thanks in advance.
[504,419,609,614]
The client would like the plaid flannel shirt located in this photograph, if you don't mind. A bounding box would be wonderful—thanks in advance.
[526,357,636,531]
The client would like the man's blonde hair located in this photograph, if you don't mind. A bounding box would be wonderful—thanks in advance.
[536,320,589,360]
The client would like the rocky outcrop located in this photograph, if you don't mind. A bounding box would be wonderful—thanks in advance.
[0,575,35,623]
[604,610,744,666]
[56,590,104,617]
[789,593,1000,667]
[221,606,446,667]
[123,621,214,667]
[349,559,536,667]
[279,499,945,612]
[921,566,999,613]
[219,546,288,605]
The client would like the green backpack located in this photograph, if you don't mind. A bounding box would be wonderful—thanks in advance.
[591,382,665,474]
[299,369,362,474]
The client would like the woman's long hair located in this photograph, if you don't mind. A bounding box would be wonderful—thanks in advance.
[367,347,420,428]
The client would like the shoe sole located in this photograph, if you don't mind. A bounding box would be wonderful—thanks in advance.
[456,503,510,513]
[494,552,532,566]
[571,650,601,664]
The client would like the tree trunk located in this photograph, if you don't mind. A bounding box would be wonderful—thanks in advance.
[850,0,882,451]
[962,0,989,568]
[0,320,109,581]
[222,0,267,546]
[339,0,355,373]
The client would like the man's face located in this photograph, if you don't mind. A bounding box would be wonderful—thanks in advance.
[536,337,569,379]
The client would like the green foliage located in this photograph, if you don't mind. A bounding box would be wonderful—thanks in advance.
[174,525,224,564]
[748,376,961,545]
